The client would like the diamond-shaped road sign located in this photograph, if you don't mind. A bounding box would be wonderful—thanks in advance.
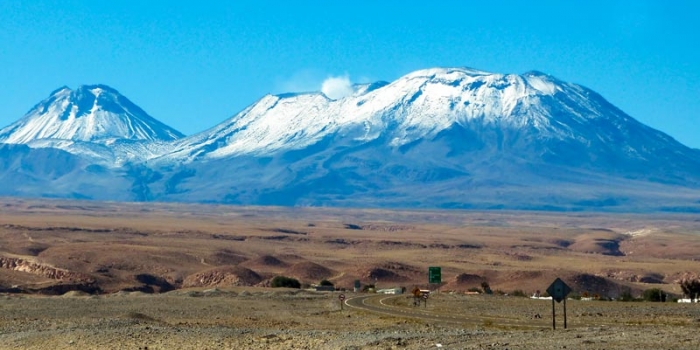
[546,278,572,303]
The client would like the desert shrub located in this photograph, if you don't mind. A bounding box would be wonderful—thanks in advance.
[481,281,493,294]
[362,284,375,292]
[511,289,527,297]
[319,279,334,287]
[680,279,700,301]
[270,276,301,289]
[642,288,666,302]
[618,289,637,302]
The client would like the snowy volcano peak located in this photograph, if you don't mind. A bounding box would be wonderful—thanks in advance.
[162,67,577,160]
[0,84,184,144]
[162,66,650,162]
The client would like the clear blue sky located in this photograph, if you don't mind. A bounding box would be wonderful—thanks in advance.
[1,1,698,148]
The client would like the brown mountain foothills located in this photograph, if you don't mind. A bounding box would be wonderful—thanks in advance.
[2,198,700,349]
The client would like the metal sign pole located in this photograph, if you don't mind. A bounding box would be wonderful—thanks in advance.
[547,278,571,331]
[551,298,556,330]
[563,297,567,329]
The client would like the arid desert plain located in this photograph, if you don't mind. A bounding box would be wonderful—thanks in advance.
[1,198,700,349]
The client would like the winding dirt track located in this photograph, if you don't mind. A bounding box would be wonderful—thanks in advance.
[345,294,547,329]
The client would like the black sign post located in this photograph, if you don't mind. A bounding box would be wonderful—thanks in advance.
[546,278,572,330]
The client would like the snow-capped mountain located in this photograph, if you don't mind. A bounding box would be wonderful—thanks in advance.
[0,85,184,166]
[0,85,183,143]
[161,67,687,169]
[150,67,700,209]
[2,68,700,211]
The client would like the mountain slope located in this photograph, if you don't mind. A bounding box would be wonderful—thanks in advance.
[0,85,183,143]
[2,67,700,211]
[0,85,184,166]
[161,68,692,170]
[159,67,700,184]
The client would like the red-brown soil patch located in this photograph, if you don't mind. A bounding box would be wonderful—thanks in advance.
[183,266,262,287]
[445,273,486,290]
[284,261,334,282]
[205,249,248,265]
[243,255,288,268]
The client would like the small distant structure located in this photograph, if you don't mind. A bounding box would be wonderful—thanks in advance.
[677,298,698,303]
[377,287,403,295]
[531,289,554,300]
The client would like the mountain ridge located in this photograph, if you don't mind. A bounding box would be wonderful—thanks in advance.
[1,67,699,212]
[0,85,184,144]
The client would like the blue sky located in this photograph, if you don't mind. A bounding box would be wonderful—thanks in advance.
[1,1,699,148]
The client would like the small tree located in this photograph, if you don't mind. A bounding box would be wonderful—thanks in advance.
[511,289,527,297]
[271,276,301,289]
[680,279,700,301]
[618,288,635,302]
[481,281,493,295]
[642,288,666,302]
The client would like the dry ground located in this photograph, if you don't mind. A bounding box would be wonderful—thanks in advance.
[1,198,700,348]
[1,288,699,349]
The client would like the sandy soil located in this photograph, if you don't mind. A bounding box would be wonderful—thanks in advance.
[1,288,700,349]
[1,198,700,348]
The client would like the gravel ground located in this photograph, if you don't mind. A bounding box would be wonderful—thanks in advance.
[1,289,700,349]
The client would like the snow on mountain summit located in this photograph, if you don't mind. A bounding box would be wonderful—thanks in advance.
[2,67,700,210]
[162,67,605,161]
[0,85,184,144]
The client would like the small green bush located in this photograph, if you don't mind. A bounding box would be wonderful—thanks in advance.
[271,276,301,288]
[618,289,637,302]
[481,281,493,294]
[319,279,334,287]
[643,288,666,302]
[511,289,527,297]
[680,279,700,302]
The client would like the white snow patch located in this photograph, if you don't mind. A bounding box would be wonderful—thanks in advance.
[526,76,557,95]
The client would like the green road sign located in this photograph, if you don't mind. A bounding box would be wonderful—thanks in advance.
[428,266,441,284]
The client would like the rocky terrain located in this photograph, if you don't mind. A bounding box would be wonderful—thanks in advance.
[2,198,700,298]
[1,288,699,349]
[1,198,700,348]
